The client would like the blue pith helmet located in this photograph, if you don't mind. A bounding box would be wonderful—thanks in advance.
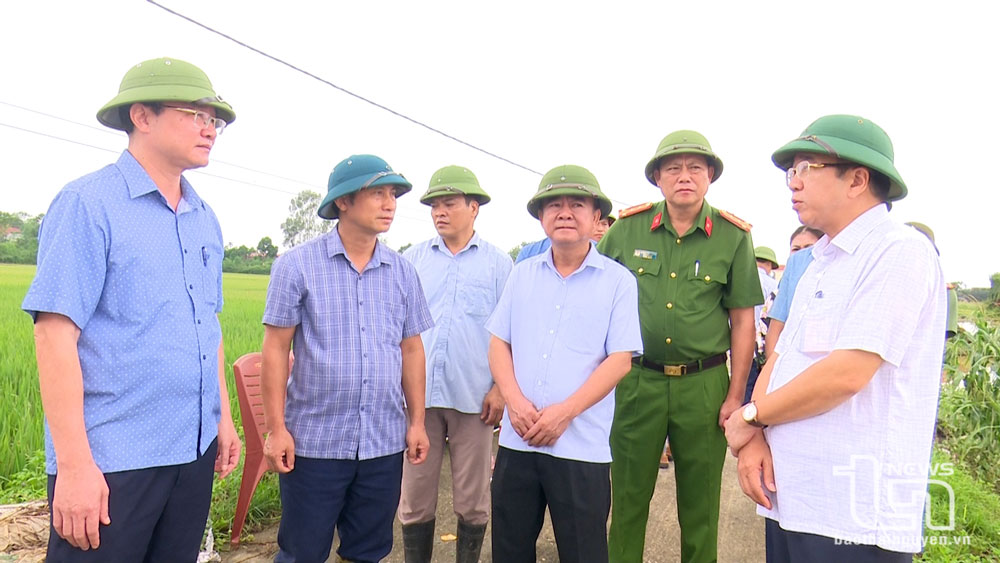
[318,155,412,219]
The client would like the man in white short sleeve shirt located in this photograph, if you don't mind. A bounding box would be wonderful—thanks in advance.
[724,115,946,563]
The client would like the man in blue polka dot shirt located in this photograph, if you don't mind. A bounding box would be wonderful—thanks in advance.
[21,57,241,562]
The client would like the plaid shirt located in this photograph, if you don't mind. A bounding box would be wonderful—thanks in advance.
[263,228,433,460]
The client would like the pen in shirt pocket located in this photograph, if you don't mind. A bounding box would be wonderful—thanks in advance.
[202,246,208,266]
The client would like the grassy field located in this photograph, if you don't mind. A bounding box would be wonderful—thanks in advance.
[0,264,281,541]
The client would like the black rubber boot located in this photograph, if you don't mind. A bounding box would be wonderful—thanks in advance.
[402,518,435,563]
[456,518,487,563]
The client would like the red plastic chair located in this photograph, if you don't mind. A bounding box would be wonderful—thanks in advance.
[230,351,292,546]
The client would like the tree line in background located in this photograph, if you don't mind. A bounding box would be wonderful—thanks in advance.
[7,202,1000,302]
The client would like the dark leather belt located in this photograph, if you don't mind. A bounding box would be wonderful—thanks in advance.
[632,353,728,377]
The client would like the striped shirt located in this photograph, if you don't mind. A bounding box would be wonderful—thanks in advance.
[263,228,433,460]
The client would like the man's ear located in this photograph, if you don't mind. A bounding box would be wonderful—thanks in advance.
[129,103,154,133]
[847,167,872,200]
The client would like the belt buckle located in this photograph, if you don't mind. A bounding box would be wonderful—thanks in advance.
[664,364,685,377]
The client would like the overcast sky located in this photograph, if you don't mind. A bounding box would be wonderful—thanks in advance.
[2,1,997,285]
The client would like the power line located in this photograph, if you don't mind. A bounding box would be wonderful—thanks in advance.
[0,100,320,189]
[146,0,545,177]
[0,119,433,224]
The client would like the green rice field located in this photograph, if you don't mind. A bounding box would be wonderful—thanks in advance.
[0,264,281,540]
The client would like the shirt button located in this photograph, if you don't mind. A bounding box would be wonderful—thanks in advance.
[197,319,202,325]
[542,354,548,359]
[189,284,194,289]
[361,327,365,332]
[549,329,554,334]
[670,272,677,278]
[555,305,561,310]
[184,249,188,254]
[676,238,682,245]
[637,267,645,274]
[202,354,207,360]
[665,337,672,344]
[666,302,673,309]
[704,275,711,282]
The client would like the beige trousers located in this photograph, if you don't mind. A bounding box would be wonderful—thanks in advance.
[397,408,494,526]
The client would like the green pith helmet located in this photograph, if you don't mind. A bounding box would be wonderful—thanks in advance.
[419,165,491,205]
[644,130,724,185]
[318,154,412,219]
[906,221,940,254]
[527,165,612,219]
[771,114,907,201]
[754,246,779,269]
[97,57,235,131]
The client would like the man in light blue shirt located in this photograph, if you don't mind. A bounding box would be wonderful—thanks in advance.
[398,165,512,563]
[21,57,240,561]
[487,165,642,562]
[763,225,823,360]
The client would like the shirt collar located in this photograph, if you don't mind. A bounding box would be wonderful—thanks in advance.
[431,232,481,256]
[117,150,204,211]
[541,241,604,278]
[651,199,714,237]
[826,203,890,255]
[326,226,386,269]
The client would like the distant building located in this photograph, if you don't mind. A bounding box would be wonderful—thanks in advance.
[3,226,22,241]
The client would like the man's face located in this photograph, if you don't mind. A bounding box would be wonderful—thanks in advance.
[593,218,612,242]
[790,231,821,253]
[788,153,851,230]
[654,154,713,209]
[430,194,478,240]
[145,103,218,170]
[756,259,773,274]
[338,185,397,236]
[539,195,600,246]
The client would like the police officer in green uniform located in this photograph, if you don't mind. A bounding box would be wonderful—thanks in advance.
[597,130,763,562]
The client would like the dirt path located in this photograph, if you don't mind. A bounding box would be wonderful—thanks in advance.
[222,451,765,562]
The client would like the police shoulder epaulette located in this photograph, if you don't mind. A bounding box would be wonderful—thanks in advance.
[619,202,653,219]
[719,209,752,231]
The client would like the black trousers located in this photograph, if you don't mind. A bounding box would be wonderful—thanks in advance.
[766,518,914,563]
[491,446,610,563]
[46,439,218,563]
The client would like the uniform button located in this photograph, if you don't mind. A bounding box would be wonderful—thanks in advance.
[637,267,645,274]
[665,338,672,344]
[670,272,676,278]
[666,302,673,309]
[676,238,682,245]
[704,275,711,282]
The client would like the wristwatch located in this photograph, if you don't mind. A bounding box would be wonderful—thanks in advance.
[742,401,767,428]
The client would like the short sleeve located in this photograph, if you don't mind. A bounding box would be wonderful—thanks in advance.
[834,239,941,367]
[605,268,643,356]
[21,190,108,328]
[262,253,304,327]
[722,231,764,309]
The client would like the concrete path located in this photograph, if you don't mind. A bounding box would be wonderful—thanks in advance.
[222,445,765,562]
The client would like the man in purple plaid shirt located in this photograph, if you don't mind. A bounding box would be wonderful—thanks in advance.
[261,154,433,563]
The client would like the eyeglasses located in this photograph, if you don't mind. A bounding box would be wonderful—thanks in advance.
[167,107,227,134]
[785,160,851,186]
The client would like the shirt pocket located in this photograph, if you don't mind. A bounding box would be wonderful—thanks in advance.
[797,289,844,353]
[373,301,407,346]
[460,278,495,321]
[200,241,224,311]
[565,302,611,354]
[685,262,728,305]
[624,256,661,304]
